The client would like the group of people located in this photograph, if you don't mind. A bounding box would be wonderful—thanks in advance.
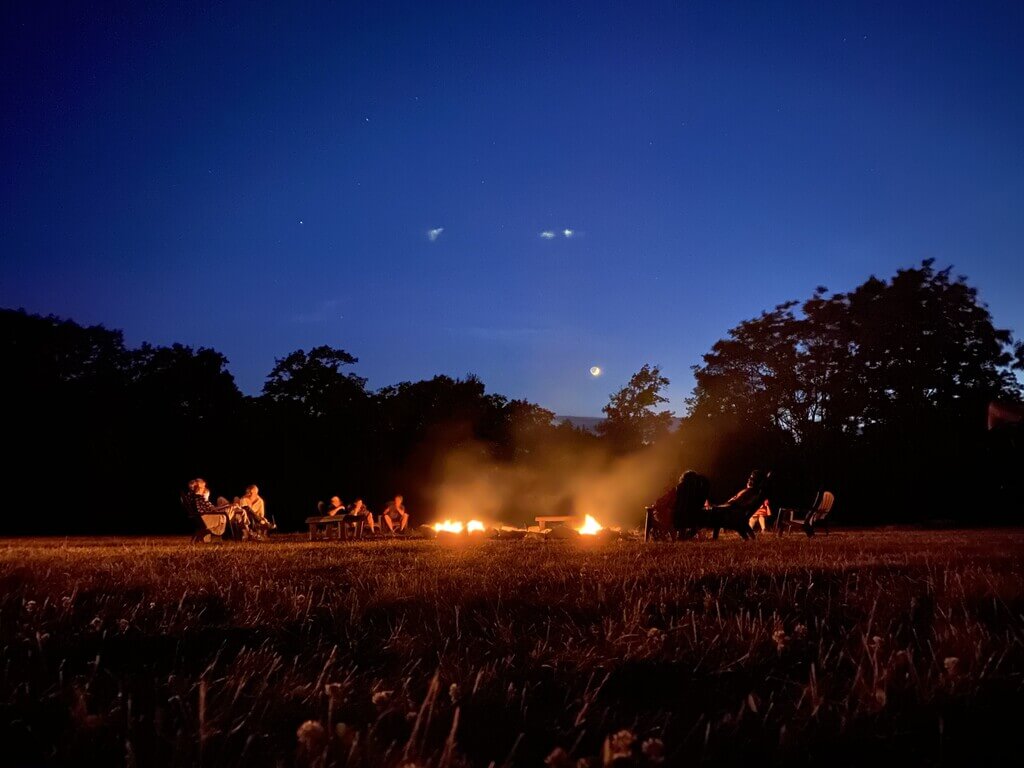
[187,478,273,539]
[321,494,409,534]
[650,468,777,540]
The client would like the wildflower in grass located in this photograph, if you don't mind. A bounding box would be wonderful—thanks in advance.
[296,719,327,753]
[449,683,461,703]
[324,682,345,703]
[545,746,572,767]
[604,729,636,763]
[772,629,789,652]
[792,623,808,639]
[646,627,665,644]
[641,737,665,764]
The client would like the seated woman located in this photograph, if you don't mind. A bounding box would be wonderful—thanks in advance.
[187,478,230,542]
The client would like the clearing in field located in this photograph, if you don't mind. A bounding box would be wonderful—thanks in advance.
[1,531,1022,766]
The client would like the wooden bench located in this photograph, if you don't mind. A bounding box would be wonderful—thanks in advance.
[534,515,578,530]
[305,515,365,541]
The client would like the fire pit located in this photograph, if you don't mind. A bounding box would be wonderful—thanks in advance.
[419,519,488,539]
[431,519,485,534]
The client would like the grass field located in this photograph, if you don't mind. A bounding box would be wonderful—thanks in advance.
[1,530,1022,767]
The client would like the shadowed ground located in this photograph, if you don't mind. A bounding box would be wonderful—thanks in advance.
[1,531,1022,766]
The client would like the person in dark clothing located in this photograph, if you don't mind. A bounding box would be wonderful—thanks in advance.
[672,470,711,534]
[709,470,770,539]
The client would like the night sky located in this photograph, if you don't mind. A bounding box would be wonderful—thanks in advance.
[3,1,1022,415]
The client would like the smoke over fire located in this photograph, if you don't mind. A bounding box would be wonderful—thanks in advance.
[425,431,688,530]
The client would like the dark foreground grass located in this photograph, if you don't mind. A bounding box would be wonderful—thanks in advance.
[1,531,1022,767]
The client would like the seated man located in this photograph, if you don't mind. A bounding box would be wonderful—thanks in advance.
[709,470,769,539]
[381,494,409,533]
[348,498,376,533]
[324,496,346,516]
[714,470,765,512]
[238,484,272,532]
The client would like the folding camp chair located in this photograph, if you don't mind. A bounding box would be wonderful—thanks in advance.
[777,490,835,536]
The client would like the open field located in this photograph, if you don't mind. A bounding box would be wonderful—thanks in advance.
[1,531,1023,766]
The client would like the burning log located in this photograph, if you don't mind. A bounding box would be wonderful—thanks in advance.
[421,519,488,539]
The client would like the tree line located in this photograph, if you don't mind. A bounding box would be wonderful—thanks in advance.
[2,260,1020,534]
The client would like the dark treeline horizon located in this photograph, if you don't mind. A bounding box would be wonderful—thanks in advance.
[2,260,1022,536]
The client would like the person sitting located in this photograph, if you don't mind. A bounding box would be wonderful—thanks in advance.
[193,478,228,512]
[713,470,766,513]
[348,498,377,533]
[194,478,251,538]
[703,470,769,540]
[186,478,231,541]
[748,499,772,532]
[324,496,346,516]
[673,470,712,536]
[238,484,273,532]
[381,494,409,533]
[195,477,212,502]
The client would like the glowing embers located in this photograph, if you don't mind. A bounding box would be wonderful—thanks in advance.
[576,514,604,535]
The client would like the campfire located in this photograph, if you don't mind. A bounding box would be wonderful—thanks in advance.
[431,519,486,534]
[576,514,604,535]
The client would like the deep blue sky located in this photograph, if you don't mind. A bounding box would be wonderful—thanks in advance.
[3,1,1022,415]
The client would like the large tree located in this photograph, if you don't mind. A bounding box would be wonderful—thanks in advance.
[598,364,675,451]
[690,261,1021,438]
[687,261,1022,518]
[262,345,368,419]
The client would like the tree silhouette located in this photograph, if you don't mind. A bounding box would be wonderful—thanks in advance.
[686,261,1023,519]
[599,364,675,451]
[262,346,368,419]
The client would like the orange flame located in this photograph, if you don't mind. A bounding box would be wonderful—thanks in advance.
[576,514,604,535]
[432,519,487,534]
[433,520,464,534]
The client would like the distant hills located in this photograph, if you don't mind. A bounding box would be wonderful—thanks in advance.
[556,415,604,432]
[556,415,684,433]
